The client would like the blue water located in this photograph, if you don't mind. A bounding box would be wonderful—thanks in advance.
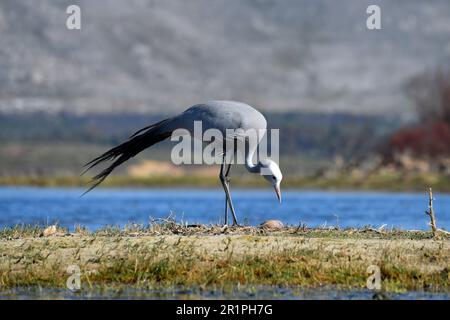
[1,286,449,300]
[0,187,449,231]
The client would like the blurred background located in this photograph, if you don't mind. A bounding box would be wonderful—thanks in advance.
[1,0,450,190]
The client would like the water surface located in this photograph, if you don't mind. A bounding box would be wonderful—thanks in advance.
[0,286,448,300]
[1,187,449,230]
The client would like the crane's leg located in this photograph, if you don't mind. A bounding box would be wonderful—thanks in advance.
[221,162,228,225]
[219,163,228,225]
[224,163,238,225]
[224,196,228,225]
[220,160,239,226]
[222,162,233,225]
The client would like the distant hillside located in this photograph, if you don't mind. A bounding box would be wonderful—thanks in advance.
[0,0,449,115]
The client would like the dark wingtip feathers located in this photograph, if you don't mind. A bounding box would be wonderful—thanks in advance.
[82,118,172,195]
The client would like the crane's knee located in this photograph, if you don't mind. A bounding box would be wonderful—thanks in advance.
[219,174,230,185]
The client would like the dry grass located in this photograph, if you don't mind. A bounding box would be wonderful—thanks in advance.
[0,223,449,293]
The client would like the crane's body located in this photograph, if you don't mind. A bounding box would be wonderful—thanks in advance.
[84,100,282,225]
[172,100,267,135]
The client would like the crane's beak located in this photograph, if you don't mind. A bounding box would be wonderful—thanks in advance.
[274,184,282,203]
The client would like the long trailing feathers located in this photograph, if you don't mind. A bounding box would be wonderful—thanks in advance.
[82,118,172,195]
[128,118,170,139]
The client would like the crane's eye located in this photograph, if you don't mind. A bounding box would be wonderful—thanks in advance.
[272,176,276,180]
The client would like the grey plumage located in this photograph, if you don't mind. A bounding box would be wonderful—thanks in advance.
[83,100,282,225]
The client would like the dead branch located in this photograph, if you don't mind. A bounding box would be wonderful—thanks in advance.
[425,187,450,238]
[425,188,437,237]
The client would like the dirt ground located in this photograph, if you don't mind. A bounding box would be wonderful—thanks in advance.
[0,225,449,292]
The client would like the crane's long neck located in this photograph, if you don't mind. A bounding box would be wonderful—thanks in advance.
[245,143,261,174]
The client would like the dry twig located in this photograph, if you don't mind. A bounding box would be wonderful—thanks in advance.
[425,188,450,238]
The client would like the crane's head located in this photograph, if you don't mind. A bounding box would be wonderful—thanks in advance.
[260,159,283,203]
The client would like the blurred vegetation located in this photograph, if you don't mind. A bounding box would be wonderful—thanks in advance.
[387,65,450,158]
[408,65,450,125]
[1,171,450,192]
[0,111,401,177]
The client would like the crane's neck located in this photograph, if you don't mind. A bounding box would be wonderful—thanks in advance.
[244,144,261,174]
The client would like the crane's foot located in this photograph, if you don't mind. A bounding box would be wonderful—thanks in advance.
[221,222,240,228]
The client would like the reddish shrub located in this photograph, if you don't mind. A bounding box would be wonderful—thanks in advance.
[388,121,450,157]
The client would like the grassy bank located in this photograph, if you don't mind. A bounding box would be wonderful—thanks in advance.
[1,224,449,294]
[1,171,450,192]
